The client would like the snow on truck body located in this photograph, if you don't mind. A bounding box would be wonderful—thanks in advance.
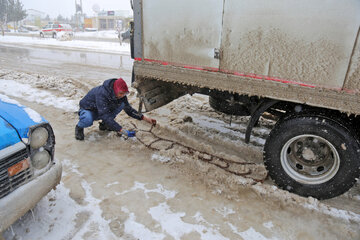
[131,0,360,199]
[0,95,62,232]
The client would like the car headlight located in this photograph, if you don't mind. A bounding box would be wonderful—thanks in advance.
[30,127,49,149]
[28,123,55,173]
[31,149,51,169]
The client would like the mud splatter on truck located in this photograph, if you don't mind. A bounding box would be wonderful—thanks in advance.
[130,0,360,199]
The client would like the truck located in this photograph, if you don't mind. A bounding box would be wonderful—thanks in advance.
[129,0,360,200]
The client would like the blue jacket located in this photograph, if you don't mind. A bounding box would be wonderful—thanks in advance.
[79,79,143,131]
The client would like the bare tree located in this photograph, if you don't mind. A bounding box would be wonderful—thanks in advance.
[7,0,26,31]
[57,14,65,22]
[0,0,8,36]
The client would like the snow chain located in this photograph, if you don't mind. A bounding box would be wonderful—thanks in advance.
[131,123,267,183]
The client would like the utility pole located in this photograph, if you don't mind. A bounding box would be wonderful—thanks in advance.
[80,0,83,15]
[75,0,83,30]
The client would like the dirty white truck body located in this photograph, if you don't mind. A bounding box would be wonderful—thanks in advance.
[131,0,360,199]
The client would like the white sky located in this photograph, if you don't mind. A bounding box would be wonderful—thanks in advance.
[21,0,132,18]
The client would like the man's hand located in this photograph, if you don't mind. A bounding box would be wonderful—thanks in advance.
[143,116,157,126]
[119,129,136,137]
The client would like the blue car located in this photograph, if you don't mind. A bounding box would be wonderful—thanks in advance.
[0,94,62,232]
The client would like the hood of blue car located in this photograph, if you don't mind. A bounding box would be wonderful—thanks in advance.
[0,95,47,150]
[0,117,21,150]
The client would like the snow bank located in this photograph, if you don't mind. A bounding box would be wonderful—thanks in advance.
[0,79,78,112]
[75,30,119,39]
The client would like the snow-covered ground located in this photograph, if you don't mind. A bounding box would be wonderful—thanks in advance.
[75,30,123,39]
[1,35,359,240]
[8,29,121,39]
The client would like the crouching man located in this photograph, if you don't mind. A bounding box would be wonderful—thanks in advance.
[75,78,156,140]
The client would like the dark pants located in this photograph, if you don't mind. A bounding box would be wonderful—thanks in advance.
[77,103,125,128]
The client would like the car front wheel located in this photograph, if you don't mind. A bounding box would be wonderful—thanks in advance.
[264,114,360,199]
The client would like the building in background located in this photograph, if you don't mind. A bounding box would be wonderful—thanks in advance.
[22,9,46,27]
[84,18,95,29]
[84,10,133,31]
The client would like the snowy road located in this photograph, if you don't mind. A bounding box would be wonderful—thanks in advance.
[0,37,359,239]
[0,43,133,83]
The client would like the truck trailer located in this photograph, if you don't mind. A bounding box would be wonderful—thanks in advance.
[130,0,360,199]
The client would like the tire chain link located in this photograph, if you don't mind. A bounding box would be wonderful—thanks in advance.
[131,123,267,183]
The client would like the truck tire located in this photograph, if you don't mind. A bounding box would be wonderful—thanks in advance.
[264,114,360,199]
[209,96,250,116]
[52,32,57,38]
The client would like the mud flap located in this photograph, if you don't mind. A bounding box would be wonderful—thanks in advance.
[245,99,279,143]
[134,79,186,112]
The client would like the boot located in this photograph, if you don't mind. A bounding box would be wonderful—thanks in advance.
[99,121,111,131]
[75,125,84,140]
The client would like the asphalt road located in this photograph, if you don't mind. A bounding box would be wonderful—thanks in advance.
[0,44,133,83]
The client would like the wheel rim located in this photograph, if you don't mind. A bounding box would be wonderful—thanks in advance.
[280,134,340,185]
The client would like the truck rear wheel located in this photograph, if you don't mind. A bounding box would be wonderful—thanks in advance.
[209,96,250,116]
[264,114,360,199]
